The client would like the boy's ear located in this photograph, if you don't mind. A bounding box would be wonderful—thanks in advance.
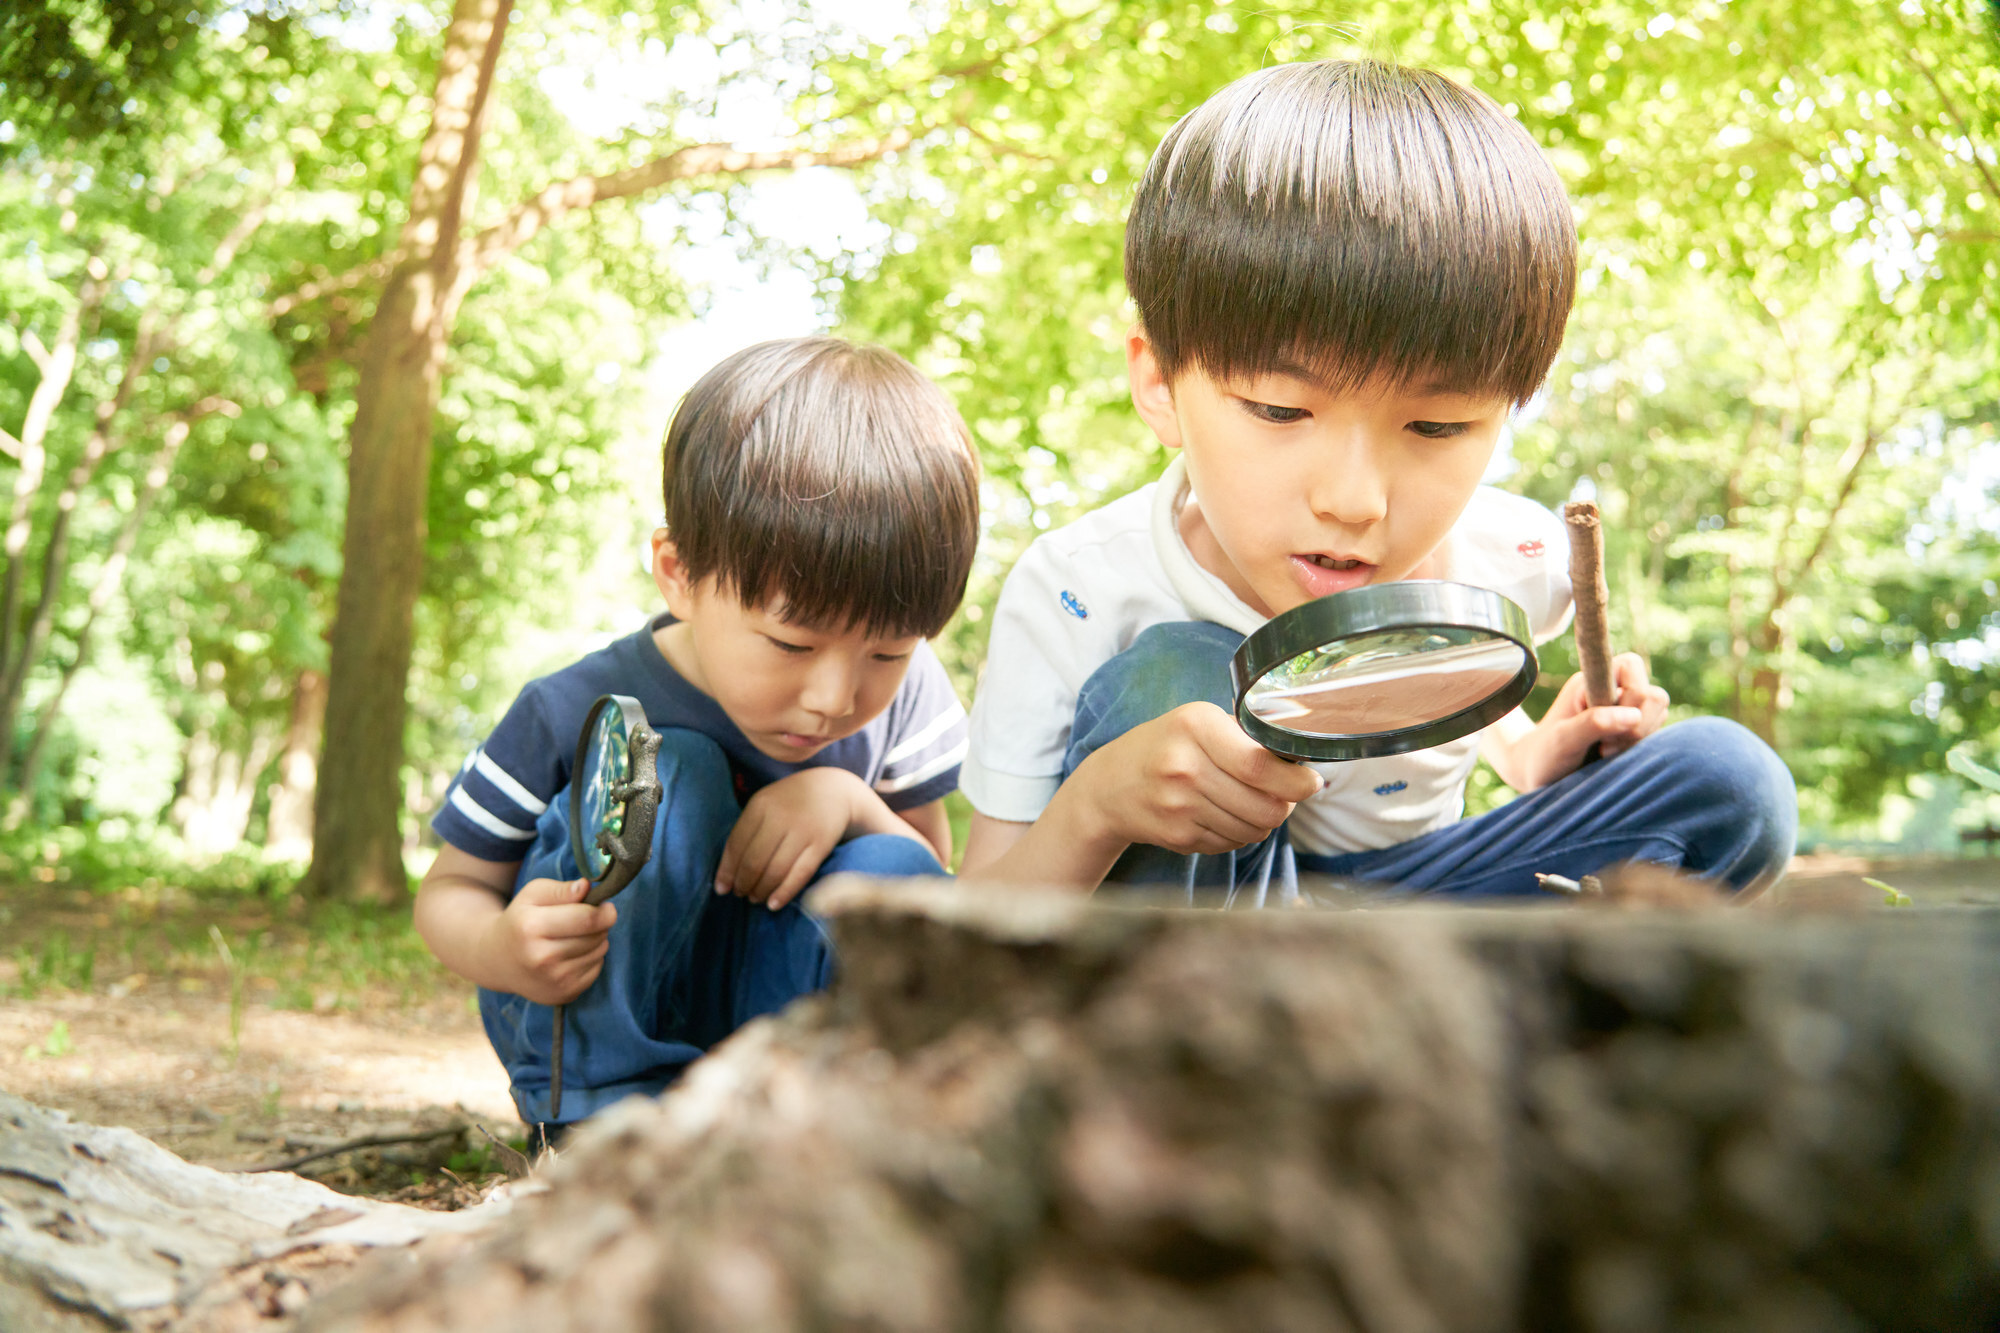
[650,528,696,616]
[1125,325,1183,450]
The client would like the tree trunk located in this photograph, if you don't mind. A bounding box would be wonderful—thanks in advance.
[302,0,512,905]
[0,273,98,735]
[304,878,2000,1333]
[266,668,327,859]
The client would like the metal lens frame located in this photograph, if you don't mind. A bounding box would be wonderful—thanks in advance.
[567,694,662,905]
[1229,581,1538,762]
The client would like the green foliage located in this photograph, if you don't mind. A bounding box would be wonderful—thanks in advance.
[5,0,1998,868]
[10,932,93,998]
[1948,746,2000,794]
[1865,876,1914,906]
[833,0,2000,837]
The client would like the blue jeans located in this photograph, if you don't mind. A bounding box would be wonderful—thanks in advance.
[1065,621,1798,900]
[479,728,943,1124]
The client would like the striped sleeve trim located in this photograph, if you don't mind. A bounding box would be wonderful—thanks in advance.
[473,748,548,815]
[881,702,966,766]
[448,785,538,842]
[874,740,967,795]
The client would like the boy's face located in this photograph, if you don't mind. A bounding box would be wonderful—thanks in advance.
[651,533,923,763]
[1128,330,1511,619]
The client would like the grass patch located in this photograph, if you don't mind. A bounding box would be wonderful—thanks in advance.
[0,878,460,1014]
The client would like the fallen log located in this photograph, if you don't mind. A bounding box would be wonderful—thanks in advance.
[294,880,2000,1333]
[0,1092,514,1331]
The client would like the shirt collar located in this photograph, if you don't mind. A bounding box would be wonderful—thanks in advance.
[1147,455,1268,638]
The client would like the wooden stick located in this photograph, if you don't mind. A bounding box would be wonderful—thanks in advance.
[1563,501,1617,708]
[234,1125,465,1175]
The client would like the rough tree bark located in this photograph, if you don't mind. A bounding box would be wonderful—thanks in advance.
[302,0,514,905]
[292,880,2000,1333]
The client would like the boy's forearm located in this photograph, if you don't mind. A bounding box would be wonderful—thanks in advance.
[832,776,952,864]
[413,875,517,993]
[1478,708,1535,791]
[959,781,1126,893]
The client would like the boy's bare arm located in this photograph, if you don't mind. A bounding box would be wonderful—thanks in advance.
[717,770,946,910]
[959,702,1321,892]
[414,845,616,1006]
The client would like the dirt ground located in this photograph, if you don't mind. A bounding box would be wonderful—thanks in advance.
[2,854,1997,1207]
[0,881,522,1204]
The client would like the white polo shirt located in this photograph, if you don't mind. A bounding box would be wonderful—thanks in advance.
[962,457,1575,855]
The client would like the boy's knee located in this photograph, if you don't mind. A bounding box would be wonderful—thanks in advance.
[818,832,945,880]
[1635,716,1798,880]
[653,727,732,794]
[1066,621,1244,775]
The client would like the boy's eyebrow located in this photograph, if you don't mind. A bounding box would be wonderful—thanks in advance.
[1248,360,1480,402]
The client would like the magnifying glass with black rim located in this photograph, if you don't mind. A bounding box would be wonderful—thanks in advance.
[1229,581,1539,762]
[548,694,662,1125]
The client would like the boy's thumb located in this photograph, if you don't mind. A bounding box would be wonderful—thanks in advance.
[523,876,589,905]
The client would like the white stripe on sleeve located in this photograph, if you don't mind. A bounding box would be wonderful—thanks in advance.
[881,702,968,767]
[873,740,968,795]
[472,748,549,815]
[449,786,538,841]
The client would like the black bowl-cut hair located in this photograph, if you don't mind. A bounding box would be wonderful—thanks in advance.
[1126,60,1577,405]
[661,338,979,638]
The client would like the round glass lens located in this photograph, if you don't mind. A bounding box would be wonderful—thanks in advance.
[576,705,630,881]
[1243,628,1530,739]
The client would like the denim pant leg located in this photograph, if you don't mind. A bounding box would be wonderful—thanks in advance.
[1296,716,1798,897]
[1063,620,1295,898]
[479,727,738,1125]
[672,832,947,1046]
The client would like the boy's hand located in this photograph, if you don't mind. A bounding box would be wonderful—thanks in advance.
[482,876,617,1007]
[1074,702,1323,854]
[716,767,867,912]
[1509,652,1670,790]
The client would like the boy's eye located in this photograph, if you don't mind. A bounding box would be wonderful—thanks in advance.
[1408,420,1473,439]
[765,636,812,654]
[872,651,914,664]
[1241,400,1310,424]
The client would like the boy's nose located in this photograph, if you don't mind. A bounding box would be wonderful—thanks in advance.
[799,661,859,720]
[1309,438,1388,526]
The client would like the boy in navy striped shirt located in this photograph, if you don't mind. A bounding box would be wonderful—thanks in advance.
[416,338,978,1129]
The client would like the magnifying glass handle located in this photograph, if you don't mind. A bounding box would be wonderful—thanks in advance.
[549,1004,568,1122]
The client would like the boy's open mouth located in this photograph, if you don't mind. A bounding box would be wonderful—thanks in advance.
[1289,553,1375,599]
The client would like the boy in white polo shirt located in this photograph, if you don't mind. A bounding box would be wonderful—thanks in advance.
[959,60,1796,896]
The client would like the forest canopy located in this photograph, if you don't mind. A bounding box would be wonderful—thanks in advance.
[0,0,1994,892]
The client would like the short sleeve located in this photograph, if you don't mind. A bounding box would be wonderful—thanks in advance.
[1449,488,1575,646]
[961,539,1101,822]
[430,681,564,862]
[1528,500,1576,644]
[870,641,967,810]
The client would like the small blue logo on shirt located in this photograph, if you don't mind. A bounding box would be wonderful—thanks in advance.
[1373,780,1408,796]
[1060,590,1089,620]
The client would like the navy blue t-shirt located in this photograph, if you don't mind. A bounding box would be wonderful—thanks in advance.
[431,613,968,863]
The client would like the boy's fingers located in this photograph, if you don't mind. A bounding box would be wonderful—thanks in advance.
[517,876,590,907]
[716,815,762,893]
[765,856,819,912]
[733,828,798,902]
[1186,708,1322,801]
[530,901,617,939]
[1194,768,1294,834]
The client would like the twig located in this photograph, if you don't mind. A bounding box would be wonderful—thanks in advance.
[1563,501,1616,708]
[473,1121,536,1180]
[234,1125,465,1175]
